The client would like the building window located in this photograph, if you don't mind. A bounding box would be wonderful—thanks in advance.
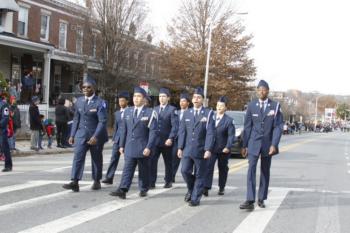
[40,14,50,41]
[59,21,67,49]
[76,27,83,54]
[92,33,96,58]
[18,7,28,36]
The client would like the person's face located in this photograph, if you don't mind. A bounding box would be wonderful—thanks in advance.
[82,83,94,97]
[133,93,144,107]
[216,102,226,115]
[118,98,128,108]
[159,94,169,105]
[257,87,269,100]
[179,99,189,110]
[192,94,203,108]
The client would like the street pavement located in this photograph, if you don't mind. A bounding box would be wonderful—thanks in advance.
[0,131,350,233]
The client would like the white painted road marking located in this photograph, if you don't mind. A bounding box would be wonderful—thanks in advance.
[133,187,237,233]
[232,188,289,233]
[18,186,175,233]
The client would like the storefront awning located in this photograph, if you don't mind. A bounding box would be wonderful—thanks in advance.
[0,0,20,12]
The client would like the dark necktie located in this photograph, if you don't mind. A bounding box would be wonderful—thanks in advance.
[84,98,89,111]
[194,110,199,121]
[133,108,138,123]
[160,107,164,114]
[216,117,221,127]
[260,102,265,115]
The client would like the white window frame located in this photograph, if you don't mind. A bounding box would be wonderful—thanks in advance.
[40,11,50,41]
[18,6,29,37]
[59,20,68,50]
[76,26,83,54]
[92,33,97,58]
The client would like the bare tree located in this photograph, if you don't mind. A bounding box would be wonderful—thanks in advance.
[161,0,256,109]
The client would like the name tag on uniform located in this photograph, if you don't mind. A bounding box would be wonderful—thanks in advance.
[253,114,258,117]
[89,109,97,112]
[141,117,149,121]
[185,119,190,122]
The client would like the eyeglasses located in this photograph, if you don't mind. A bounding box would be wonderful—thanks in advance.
[82,86,92,89]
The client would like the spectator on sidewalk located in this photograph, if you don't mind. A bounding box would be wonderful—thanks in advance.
[55,98,69,148]
[38,114,45,150]
[44,118,55,149]
[64,99,75,147]
[8,96,21,151]
[29,96,41,151]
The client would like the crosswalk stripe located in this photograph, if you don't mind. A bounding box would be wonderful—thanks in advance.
[0,183,91,212]
[133,187,237,233]
[315,192,341,233]
[232,188,289,233]
[18,186,175,233]
[0,182,47,194]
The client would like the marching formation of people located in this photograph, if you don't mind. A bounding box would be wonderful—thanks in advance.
[59,77,284,209]
[0,74,284,209]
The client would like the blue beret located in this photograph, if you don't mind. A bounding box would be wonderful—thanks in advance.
[193,87,204,97]
[159,88,170,97]
[32,96,39,102]
[117,90,129,100]
[257,80,269,89]
[217,96,228,104]
[83,75,96,86]
[180,92,190,101]
[134,86,147,97]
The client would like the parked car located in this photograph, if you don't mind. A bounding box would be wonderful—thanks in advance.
[225,111,246,158]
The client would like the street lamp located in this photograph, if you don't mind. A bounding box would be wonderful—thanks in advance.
[203,12,248,107]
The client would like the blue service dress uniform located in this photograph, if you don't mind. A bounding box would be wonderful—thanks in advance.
[0,100,12,170]
[70,95,108,182]
[104,108,126,181]
[243,98,283,201]
[150,104,178,186]
[172,109,185,181]
[204,113,235,190]
[118,106,158,192]
[178,107,215,204]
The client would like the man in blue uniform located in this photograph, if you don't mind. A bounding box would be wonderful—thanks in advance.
[150,88,178,188]
[240,80,284,210]
[172,92,190,182]
[0,90,12,172]
[110,87,157,199]
[177,87,215,206]
[102,91,129,185]
[203,96,235,196]
[62,76,108,192]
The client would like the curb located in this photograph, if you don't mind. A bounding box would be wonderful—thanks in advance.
[12,145,114,157]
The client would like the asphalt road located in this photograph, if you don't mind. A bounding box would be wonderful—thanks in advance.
[0,131,349,233]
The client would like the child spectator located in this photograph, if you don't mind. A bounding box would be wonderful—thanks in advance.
[44,118,55,149]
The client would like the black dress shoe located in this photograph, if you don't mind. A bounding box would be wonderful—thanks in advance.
[102,178,113,185]
[2,167,12,172]
[184,192,191,202]
[139,191,148,197]
[239,200,255,210]
[188,201,200,207]
[62,181,79,192]
[202,187,209,197]
[163,182,172,188]
[258,200,266,208]
[149,184,156,189]
[109,189,126,199]
[91,181,101,190]
[218,188,225,195]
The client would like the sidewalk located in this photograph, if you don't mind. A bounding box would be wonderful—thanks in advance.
[11,140,114,157]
